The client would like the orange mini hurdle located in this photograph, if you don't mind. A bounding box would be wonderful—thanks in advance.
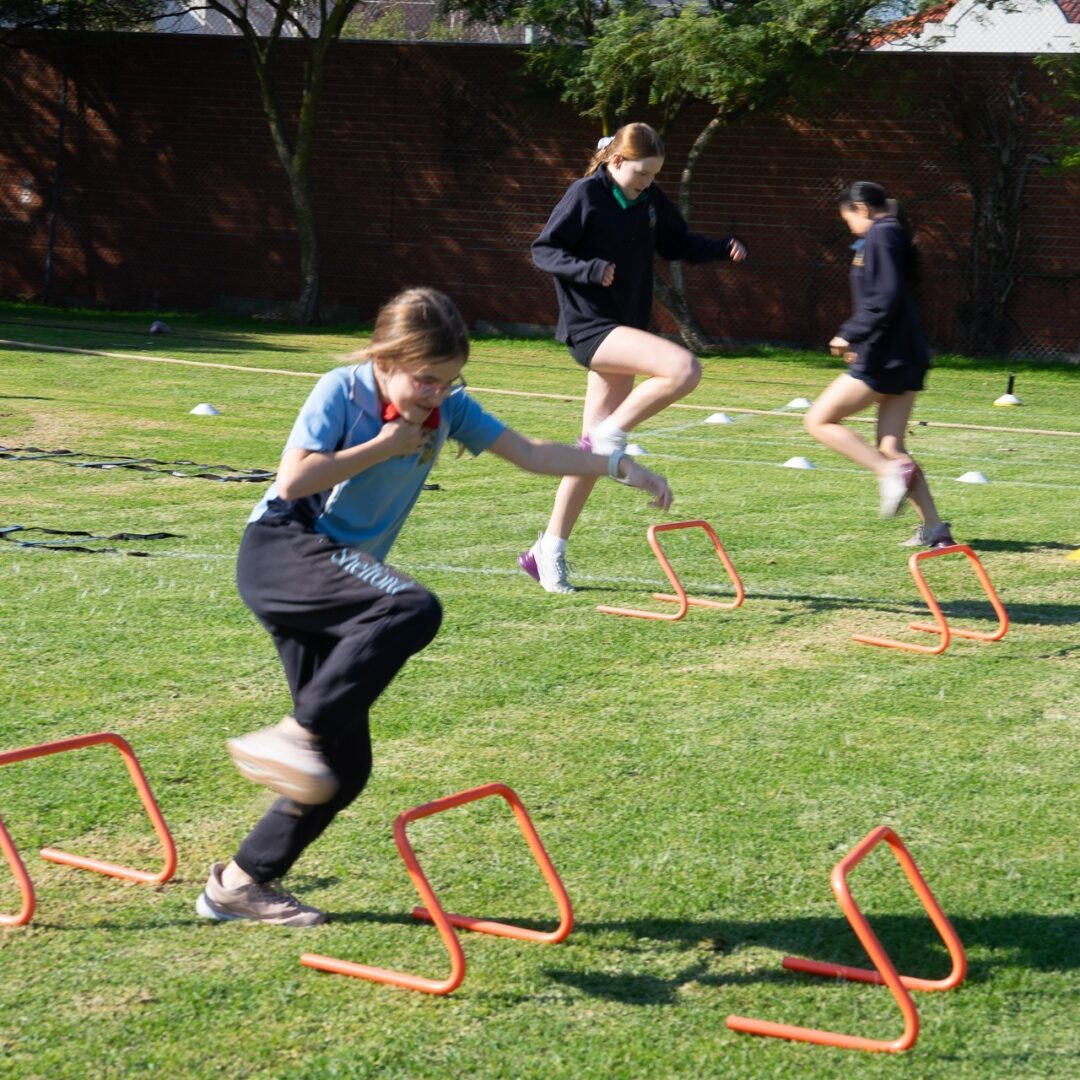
[597,520,745,621]
[301,782,573,995]
[0,731,177,927]
[726,826,967,1053]
[853,543,1008,654]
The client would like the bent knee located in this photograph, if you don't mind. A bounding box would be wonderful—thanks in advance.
[803,408,825,435]
[668,352,701,394]
[402,587,443,644]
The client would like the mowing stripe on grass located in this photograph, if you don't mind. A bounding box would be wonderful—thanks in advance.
[4,337,1079,438]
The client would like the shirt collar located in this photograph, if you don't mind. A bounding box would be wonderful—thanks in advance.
[597,165,650,209]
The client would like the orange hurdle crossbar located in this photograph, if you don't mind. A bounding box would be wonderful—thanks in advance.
[0,731,177,927]
[301,782,573,995]
[598,520,745,621]
[726,826,966,1054]
[853,544,1008,654]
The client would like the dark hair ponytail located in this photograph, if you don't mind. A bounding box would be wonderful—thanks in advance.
[840,181,920,287]
[840,180,888,211]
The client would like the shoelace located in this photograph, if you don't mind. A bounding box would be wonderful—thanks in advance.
[253,880,306,908]
[551,553,575,586]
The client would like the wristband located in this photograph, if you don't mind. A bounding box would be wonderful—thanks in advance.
[608,449,627,480]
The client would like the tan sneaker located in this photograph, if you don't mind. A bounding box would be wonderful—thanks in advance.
[900,522,955,549]
[227,715,338,805]
[195,862,327,926]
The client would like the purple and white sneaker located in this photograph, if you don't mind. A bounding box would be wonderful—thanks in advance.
[517,532,575,594]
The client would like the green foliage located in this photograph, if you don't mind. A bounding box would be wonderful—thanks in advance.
[346,5,410,40]
[1035,54,1080,172]
[0,303,1078,1077]
[0,0,167,32]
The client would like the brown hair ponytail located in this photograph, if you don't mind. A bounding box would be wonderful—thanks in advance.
[585,122,665,176]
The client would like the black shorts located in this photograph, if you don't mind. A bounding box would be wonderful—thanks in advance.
[849,363,928,395]
[567,326,616,369]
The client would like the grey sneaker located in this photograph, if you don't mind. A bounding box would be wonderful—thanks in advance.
[196,862,327,927]
[900,522,955,549]
[879,459,919,517]
[518,532,575,594]
[227,715,338,805]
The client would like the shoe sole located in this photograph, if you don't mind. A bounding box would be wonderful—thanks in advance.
[196,890,326,927]
[226,739,338,806]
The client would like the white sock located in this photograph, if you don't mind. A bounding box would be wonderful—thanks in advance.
[592,418,628,443]
[538,532,567,556]
[222,860,256,890]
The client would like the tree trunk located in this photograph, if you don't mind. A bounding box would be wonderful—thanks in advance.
[287,163,321,326]
[655,113,727,352]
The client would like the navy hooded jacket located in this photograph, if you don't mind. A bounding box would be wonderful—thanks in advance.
[532,167,736,346]
[839,215,929,387]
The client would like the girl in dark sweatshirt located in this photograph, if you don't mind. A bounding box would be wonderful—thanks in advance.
[518,122,746,593]
[804,181,953,548]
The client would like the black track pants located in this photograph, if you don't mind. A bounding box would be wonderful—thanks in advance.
[232,519,442,881]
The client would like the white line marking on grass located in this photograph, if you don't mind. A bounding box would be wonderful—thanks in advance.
[399,561,920,607]
[640,451,1079,489]
[6,337,1079,438]
[0,338,324,378]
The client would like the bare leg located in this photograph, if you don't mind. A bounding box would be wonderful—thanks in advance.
[547,328,701,541]
[876,393,943,529]
[803,374,896,475]
[546,369,634,539]
[589,326,701,432]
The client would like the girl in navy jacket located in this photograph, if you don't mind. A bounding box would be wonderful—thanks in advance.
[804,182,953,547]
[518,122,746,593]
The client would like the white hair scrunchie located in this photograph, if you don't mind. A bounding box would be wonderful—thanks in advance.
[596,135,615,150]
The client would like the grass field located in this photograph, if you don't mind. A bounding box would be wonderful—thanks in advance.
[0,302,1077,1079]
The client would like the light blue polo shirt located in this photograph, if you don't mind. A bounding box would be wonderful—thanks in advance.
[249,363,506,560]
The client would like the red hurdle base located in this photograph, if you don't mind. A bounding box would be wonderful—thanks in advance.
[0,732,177,927]
[726,826,966,1053]
[301,782,573,994]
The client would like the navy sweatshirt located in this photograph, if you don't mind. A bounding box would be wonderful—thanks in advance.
[839,216,929,387]
[532,167,737,346]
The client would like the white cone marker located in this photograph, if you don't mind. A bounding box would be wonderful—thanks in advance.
[705,412,736,424]
[784,397,813,410]
[782,456,816,470]
[994,393,1022,406]
[190,403,221,416]
[956,471,989,484]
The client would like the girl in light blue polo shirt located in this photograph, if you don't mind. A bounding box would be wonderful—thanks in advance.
[197,287,673,926]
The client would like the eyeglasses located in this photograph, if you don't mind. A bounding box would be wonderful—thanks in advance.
[409,373,467,398]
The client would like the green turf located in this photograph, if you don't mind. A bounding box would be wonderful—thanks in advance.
[1,303,1077,1079]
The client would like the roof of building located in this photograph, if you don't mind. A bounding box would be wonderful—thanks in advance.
[874,0,1080,52]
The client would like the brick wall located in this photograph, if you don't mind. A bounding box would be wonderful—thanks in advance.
[1,33,1078,356]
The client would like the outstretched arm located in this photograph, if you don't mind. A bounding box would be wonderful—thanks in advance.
[488,429,673,511]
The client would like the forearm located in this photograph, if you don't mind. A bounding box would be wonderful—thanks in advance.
[495,432,614,477]
[275,439,398,499]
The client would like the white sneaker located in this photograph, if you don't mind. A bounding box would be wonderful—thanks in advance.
[517,532,575,594]
[879,459,919,517]
[227,715,338,805]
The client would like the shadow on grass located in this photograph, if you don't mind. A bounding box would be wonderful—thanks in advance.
[966,538,1077,553]
[580,583,1078,628]
[538,911,1080,1007]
